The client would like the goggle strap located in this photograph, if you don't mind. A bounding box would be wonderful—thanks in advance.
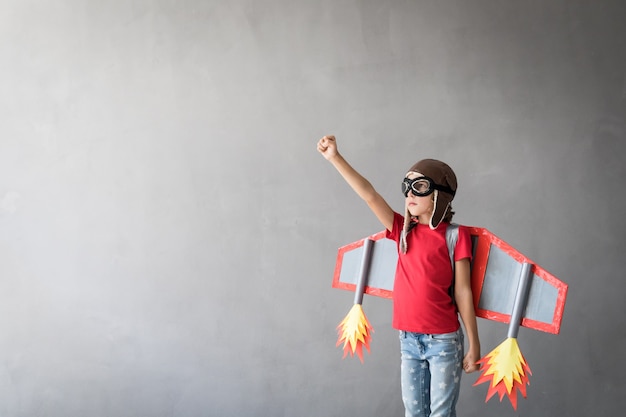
[433,184,456,197]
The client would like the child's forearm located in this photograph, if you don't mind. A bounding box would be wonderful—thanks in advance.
[323,146,395,232]
[327,152,378,203]
[457,292,481,355]
[462,314,480,353]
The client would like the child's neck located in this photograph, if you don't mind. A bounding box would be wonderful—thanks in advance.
[416,214,431,225]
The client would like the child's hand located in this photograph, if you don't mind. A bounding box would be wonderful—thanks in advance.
[317,135,338,160]
[462,351,481,373]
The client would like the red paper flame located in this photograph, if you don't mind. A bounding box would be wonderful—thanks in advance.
[474,337,532,410]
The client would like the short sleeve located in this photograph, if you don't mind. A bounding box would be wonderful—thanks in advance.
[385,212,405,242]
[454,225,473,261]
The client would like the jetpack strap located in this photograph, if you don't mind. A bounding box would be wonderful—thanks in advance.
[445,223,460,305]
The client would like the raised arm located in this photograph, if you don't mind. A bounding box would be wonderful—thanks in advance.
[317,135,395,231]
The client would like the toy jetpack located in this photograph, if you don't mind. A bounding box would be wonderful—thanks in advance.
[332,226,568,410]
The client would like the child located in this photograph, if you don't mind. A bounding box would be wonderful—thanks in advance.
[317,135,480,417]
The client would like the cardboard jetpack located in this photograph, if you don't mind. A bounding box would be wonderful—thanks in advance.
[331,226,568,409]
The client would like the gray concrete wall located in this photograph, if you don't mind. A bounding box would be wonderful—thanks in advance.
[1,1,625,416]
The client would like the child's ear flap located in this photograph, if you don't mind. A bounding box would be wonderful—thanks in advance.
[429,190,453,230]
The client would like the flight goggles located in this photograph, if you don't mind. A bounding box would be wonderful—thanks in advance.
[402,176,456,197]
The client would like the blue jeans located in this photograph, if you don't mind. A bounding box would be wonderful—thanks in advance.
[399,329,464,417]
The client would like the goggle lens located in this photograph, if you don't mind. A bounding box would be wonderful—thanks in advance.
[402,177,434,197]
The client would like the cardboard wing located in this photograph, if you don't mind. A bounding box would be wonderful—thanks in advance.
[332,227,568,334]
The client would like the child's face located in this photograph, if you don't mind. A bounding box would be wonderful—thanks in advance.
[404,172,435,221]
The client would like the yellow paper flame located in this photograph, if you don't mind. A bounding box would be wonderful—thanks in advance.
[474,337,532,410]
[336,304,373,363]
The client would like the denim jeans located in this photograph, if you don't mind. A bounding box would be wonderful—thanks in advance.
[399,329,464,417]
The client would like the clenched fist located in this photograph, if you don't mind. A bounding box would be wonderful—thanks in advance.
[317,135,338,160]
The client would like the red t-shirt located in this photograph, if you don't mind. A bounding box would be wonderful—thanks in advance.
[386,212,472,334]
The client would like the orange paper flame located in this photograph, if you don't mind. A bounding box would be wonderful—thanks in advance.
[474,337,532,410]
[336,304,373,363]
